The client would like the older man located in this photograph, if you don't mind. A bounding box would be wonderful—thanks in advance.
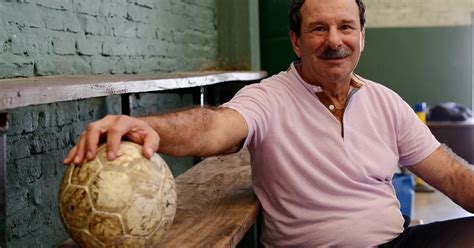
[65,0,474,246]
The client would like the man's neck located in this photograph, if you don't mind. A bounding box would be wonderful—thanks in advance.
[295,63,352,106]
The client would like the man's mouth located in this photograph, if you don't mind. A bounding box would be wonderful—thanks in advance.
[318,47,352,60]
[321,55,348,60]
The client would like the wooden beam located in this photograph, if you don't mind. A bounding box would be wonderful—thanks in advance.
[0,71,266,111]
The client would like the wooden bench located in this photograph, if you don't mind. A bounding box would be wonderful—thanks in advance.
[160,149,260,247]
[60,149,261,247]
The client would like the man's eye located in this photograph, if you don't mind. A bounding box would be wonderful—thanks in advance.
[341,25,353,30]
[313,26,325,32]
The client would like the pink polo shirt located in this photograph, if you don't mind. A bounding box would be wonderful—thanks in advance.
[223,63,440,247]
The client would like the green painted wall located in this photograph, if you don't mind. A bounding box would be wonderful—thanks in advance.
[259,0,296,75]
[217,0,260,70]
[357,26,472,109]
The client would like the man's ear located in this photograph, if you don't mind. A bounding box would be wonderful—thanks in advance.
[360,29,365,52]
[290,30,301,58]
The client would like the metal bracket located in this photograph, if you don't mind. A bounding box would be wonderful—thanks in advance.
[199,86,207,107]
[0,112,8,248]
[121,94,132,116]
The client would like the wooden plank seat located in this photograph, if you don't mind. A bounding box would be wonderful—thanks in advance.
[61,149,261,247]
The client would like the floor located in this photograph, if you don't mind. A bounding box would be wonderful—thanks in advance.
[413,190,473,224]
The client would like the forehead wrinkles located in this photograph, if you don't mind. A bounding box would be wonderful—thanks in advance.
[299,0,359,26]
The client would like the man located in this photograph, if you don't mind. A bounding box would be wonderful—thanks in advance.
[65,0,474,246]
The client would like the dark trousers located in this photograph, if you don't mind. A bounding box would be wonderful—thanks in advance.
[379,216,474,248]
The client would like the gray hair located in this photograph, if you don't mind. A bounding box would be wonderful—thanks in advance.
[289,0,366,37]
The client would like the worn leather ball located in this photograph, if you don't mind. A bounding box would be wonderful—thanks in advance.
[58,141,176,247]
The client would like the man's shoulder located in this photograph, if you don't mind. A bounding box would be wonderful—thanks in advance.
[244,69,299,94]
[262,69,297,85]
[356,75,399,96]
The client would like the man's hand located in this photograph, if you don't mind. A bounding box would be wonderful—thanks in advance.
[64,115,159,165]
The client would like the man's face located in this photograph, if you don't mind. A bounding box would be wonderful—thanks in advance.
[290,0,365,85]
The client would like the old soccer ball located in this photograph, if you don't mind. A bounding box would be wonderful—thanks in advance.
[58,141,177,247]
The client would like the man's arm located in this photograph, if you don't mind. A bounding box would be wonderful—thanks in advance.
[64,106,248,165]
[407,144,474,213]
[141,107,247,157]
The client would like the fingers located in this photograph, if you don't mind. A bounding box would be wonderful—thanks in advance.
[64,115,118,165]
[85,115,117,160]
[64,145,78,165]
[106,127,123,160]
[64,115,159,164]
[106,116,160,160]
[142,129,160,159]
[106,115,135,160]
[84,122,102,160]
[124,126,160,159]
[75,131,89,164]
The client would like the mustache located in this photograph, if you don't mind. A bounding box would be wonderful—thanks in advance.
[319,47,352,59]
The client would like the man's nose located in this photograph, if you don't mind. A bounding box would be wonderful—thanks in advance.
[326,29,343,49]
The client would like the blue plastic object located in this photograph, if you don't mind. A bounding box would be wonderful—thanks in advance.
[415,102,427,113]
[392,173,415,219]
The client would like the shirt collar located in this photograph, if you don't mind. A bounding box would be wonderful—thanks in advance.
[290,61,365,94]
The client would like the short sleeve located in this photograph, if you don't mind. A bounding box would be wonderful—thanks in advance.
[397,100,440,166]
[222,83,275,149]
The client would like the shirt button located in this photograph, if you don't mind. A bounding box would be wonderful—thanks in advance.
[329,105,335,110]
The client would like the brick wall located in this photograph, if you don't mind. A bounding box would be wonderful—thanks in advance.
[1,0,219,246]
[5,96,121,247]
[0,0,218,79]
